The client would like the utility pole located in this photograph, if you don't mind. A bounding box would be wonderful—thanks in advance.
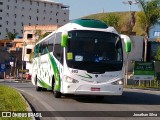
[123,0,139,34]
[21,42,27,81]
[122,0,139,86]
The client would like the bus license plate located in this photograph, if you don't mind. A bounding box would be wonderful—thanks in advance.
[91,87,100,91]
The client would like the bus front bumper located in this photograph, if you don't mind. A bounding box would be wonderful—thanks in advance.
[62,83,123,96]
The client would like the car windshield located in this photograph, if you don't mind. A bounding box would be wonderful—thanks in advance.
[66,30,123,73]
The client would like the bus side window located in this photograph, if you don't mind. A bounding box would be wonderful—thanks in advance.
[54,44,63,64]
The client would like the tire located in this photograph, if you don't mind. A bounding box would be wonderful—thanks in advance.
[52,77,61,98]
[36,86,42,91]
[35,75,42,91]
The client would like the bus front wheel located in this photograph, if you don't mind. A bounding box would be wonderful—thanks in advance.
[52,77,61,98]
[35,75,42,91]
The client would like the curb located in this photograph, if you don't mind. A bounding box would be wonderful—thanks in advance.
[18,90,35,120]
[124,87,160,91]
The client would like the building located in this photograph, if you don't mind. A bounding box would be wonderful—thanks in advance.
[22,24,60,74]
[0,0,69,40]
[149,21,160,38]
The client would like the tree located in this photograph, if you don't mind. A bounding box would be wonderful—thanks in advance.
[136,0,160,61]
[6,32,18,40]
[35,30,51,42]
[104,13,120,32]
[155,46,160,60]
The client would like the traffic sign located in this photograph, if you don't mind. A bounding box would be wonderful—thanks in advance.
[0,63,6,72]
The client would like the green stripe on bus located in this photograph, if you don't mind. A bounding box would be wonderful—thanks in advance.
[46,49,61,92]
[38,78,52,89]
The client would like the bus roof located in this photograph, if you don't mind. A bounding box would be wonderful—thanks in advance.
[70,19,108,29]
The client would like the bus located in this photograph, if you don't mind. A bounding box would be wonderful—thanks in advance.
[32,19,131,98]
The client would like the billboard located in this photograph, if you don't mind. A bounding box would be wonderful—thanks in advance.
[133,61,155,80]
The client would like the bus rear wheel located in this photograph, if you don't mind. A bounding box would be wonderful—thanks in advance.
[52,77,61,98]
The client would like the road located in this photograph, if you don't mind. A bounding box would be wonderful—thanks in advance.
[0,80,160,120]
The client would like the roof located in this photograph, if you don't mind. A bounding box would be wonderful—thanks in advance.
[31,0,69,8]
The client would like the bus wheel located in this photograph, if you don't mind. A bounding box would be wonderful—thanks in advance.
[52,77,61,98]
[36,86,42,91]
[35,75,42,91]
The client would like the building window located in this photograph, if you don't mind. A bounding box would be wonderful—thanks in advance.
[29,16,31,20]
[57,5,59,9]
[21,30,23,34]
[27,34,33,39]
[154,31,160,37]
[49,18,52,21]
[37,2,39,6]
[13,29,16,33]
[15,6,17,9]
[21,15,24,18]
[0,2,3,5]
[0,17,2,20]
[14,21,16,26]
[8,0,10,2]
[7,5,9,10]
[15,0,17,3]
[37,9,39,13]
[22,7,24,10]
[29,23,31,26]
[6,28,8,32]
[6,21,9,25]
[56,12,58,16]
[44,3,46,7]
[0,9,2,12]
[0,25,2,27]
[30,1,32,5]
[7,13,9,16]
[37,17,38,21]
[14,14,17,18]
[26,49,32,54]
[50,11,52,13]
[56,19,58,24]
[43,17,45,20]
[21,22,23,26]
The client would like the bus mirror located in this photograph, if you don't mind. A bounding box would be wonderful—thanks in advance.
[61,31,68,47]
[120,34,131,53]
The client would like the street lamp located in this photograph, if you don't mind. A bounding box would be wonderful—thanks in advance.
[123,0,139,32]
[122,0,139,86]
[22,41,27,80]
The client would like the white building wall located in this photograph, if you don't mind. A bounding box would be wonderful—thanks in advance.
[0,0,69,40]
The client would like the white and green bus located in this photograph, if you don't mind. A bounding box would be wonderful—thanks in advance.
[32,19,131,98]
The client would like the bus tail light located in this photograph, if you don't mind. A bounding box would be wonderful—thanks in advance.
[64,76,79,83]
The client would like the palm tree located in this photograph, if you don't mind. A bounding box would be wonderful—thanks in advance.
[6,32,18,40]
[136,0,160,61]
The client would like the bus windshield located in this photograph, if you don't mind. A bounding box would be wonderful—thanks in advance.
[66,30,123,73]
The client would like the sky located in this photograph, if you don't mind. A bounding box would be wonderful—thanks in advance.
[54,0,140,20]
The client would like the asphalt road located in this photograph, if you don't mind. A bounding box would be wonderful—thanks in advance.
[0,80,160,120]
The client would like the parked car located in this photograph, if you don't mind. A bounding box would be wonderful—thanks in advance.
[25,73,31,80]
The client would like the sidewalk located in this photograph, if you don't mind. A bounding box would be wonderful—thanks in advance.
[0,79,31,83]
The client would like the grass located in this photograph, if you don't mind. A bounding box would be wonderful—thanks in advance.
[0,85,31,120]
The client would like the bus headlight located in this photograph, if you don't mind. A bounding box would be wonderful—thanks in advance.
[111,79,123,85]
[64,76,79,83]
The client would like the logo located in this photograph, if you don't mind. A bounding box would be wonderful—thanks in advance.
[95,75,98,78]
[77,74,92,79]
